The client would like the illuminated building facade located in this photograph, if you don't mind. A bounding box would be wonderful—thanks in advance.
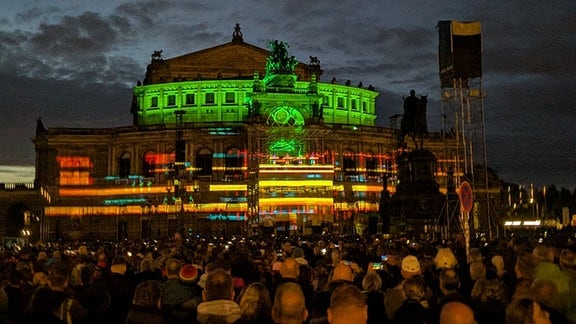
[33,25,458,241]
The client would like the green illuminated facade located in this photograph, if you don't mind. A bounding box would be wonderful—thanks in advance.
[33,25,459,240]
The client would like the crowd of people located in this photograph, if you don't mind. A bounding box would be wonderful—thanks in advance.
[0,230,575,323]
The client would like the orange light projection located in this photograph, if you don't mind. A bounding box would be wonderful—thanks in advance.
[57,156,94,185]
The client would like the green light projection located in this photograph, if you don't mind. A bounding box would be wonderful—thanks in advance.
[266,106,305,157]
[268,138,302,156]
[267,106,305,126]
[133,78,378,127]
[265,40,298,75]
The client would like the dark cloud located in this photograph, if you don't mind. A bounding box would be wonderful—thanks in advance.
[15,6,60,23]
[0,72,132,165]
[30,12,118,55]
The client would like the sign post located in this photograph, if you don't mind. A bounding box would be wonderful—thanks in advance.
[459,181,473,256]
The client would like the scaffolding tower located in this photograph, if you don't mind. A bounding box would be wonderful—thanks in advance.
[437,21,496,239]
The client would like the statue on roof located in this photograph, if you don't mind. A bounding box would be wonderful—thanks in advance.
[309,56,320,66]
[36,117,47,137]
[266,40,298,75]
[151,50,164,62]
[232,23,243,42]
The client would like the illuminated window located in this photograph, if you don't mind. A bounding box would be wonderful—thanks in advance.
[205,93,215,105]
[225,148,243,178]
[343,149,358,175]
[143,151,174,177]
[185,93,195,105]
[143,151,156,177]
[351,99,357,110]
[225,92,235,104]
[151,97,158,108]
[196,148,213,176]
[57,156,94,185]
[337,97,344,109]
[167,95,176,106]
[366,151,377,178]
[119,152,131,178]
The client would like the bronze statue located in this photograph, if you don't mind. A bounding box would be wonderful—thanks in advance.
[400,90,428,149]
[266,40,298,75]
[151,50,163,61]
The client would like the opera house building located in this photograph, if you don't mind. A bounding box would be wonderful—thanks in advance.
[33,25,458,241]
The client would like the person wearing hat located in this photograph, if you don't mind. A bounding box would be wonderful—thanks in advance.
[162,260,192,305]
[162,260,201,323]
[384,255,423,320]
[103,256,135,323]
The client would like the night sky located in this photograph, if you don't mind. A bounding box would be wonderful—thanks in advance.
[0,1,574,189]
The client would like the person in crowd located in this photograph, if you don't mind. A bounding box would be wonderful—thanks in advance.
[327,284,367,324]
[439,301,476,324]
[528,279,572,323]
[162,259,196,323]
[71,263,111,324]
[272,282,308,324]
[278,257,301,286]
[384,254,422,320]
[513,252,539,298]
[506,297,551,324]
[435,248,458,270]
[297,263,315,311]
[124,280,165,324]
[559,249,576,271]
[429,267,470,324]
[532,245,574,300]
[394,275,429,324]
[0,274,9,323]
[4,265,35,323]
[236,282,273,324]
[467,248,482,264]
[361,270,389,324]
[491,254,506,278]
[134,249,162,283]
[103,255,136,323]
[197,268,242,323]
[198,262,217,290]
[310,261,356,320]
[471,273,508,324]
[469,261,486,283]
[26,261,86,323]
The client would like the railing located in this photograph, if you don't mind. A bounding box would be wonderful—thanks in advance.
[0,183,35,191]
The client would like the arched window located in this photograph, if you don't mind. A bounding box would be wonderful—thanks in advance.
[143,151,156,177]
[196,148,213,176]
[119,152,131,178]
[343,149,357,175]
[365,150,377,178]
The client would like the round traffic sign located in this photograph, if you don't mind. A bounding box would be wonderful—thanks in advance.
[459,181,473,212]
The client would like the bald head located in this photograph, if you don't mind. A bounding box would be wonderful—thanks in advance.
[440,301,475,324]
[332,263,354,282]
[281,257,300,279]
[328,284,367,324]
[272,282,308,324]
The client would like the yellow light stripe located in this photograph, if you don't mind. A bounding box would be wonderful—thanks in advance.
[45,202,248,216]
[59,186,168,196]
[351,185,385,192]
[259,164,334,169]
[259,180,333,187]
[259,197,333,204]
[209,184,247,191]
